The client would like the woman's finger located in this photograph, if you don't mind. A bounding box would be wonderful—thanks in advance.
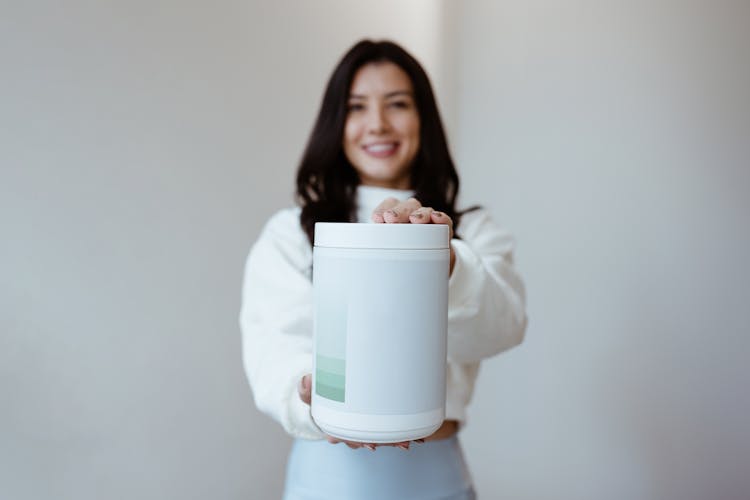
[408,207,434,224]
[430,211,454,238]
[371,197,400,223]
[325,435,373,451]
[297,374,312,405]
[383,197,422,223]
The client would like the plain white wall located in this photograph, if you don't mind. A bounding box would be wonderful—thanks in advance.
[452,1,750,499]
[0,1,444,499]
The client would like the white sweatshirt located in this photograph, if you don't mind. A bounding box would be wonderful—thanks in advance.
[240,185,527,440]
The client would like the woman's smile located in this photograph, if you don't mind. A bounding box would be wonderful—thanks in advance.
[362,141,400,158]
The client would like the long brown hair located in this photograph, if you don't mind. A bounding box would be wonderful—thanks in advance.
[296,39,464,245]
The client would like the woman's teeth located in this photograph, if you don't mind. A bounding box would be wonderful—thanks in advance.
[365,143,397,153]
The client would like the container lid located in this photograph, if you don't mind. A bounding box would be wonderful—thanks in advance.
[314,223,450,249]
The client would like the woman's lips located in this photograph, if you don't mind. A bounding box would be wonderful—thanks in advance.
[362,142,399,158]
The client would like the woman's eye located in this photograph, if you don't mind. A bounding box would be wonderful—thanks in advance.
[389,101,410,109]
[347,103,365,112]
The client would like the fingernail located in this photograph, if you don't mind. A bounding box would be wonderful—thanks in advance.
[415,439,425,444]
[365,444,376,451]
[398,443,410,450]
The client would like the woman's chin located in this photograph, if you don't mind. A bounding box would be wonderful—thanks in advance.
[357,168,410,189]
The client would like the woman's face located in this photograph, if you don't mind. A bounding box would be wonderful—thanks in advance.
[343,62,420,190]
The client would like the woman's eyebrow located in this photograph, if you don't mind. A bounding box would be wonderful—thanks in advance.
[384,90,413,98]
[348,90,413,99]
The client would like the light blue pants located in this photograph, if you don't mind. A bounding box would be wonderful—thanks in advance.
[283,436,476,500]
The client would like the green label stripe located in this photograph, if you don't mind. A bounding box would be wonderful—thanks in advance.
[317,355,345,374]
[316,382,345,402]
[316,370,345,388]
[316,355,345,402]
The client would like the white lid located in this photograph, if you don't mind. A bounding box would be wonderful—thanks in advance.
[314,223,450,249]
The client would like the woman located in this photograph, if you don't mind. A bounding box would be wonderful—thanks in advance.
[240,40,527,500]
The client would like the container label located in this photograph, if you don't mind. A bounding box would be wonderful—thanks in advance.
[314,251,348,403]
[314,247,449,413]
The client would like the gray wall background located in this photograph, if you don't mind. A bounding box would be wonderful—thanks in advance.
[453,2,750,499]
[2,1,748,499]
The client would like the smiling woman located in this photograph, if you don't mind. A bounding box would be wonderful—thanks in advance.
[240,39,528,500]
[343,62,421,190]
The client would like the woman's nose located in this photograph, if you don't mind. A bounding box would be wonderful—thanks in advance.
[367,107,389,134]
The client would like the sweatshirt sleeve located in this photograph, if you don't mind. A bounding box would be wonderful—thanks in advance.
[446,209,528,363]
[239,209,326,440]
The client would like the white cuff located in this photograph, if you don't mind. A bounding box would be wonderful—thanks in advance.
[280,355,326,441]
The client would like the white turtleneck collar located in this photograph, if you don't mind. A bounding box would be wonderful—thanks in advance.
[355,185,416,223]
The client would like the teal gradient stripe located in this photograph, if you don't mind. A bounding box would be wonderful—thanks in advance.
[317,355,345,375]
[316,371,345,389]
[316,355,345,402]
[316,382,345,402]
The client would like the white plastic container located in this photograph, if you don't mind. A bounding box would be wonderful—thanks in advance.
[311,222,450,443]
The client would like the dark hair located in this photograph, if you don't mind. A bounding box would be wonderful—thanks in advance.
[296,39,466,245]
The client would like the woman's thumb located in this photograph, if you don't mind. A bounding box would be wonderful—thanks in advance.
[298,374,312,405]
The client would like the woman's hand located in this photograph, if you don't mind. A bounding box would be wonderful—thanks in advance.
[298,374,456,451]
[371,197,456,274]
